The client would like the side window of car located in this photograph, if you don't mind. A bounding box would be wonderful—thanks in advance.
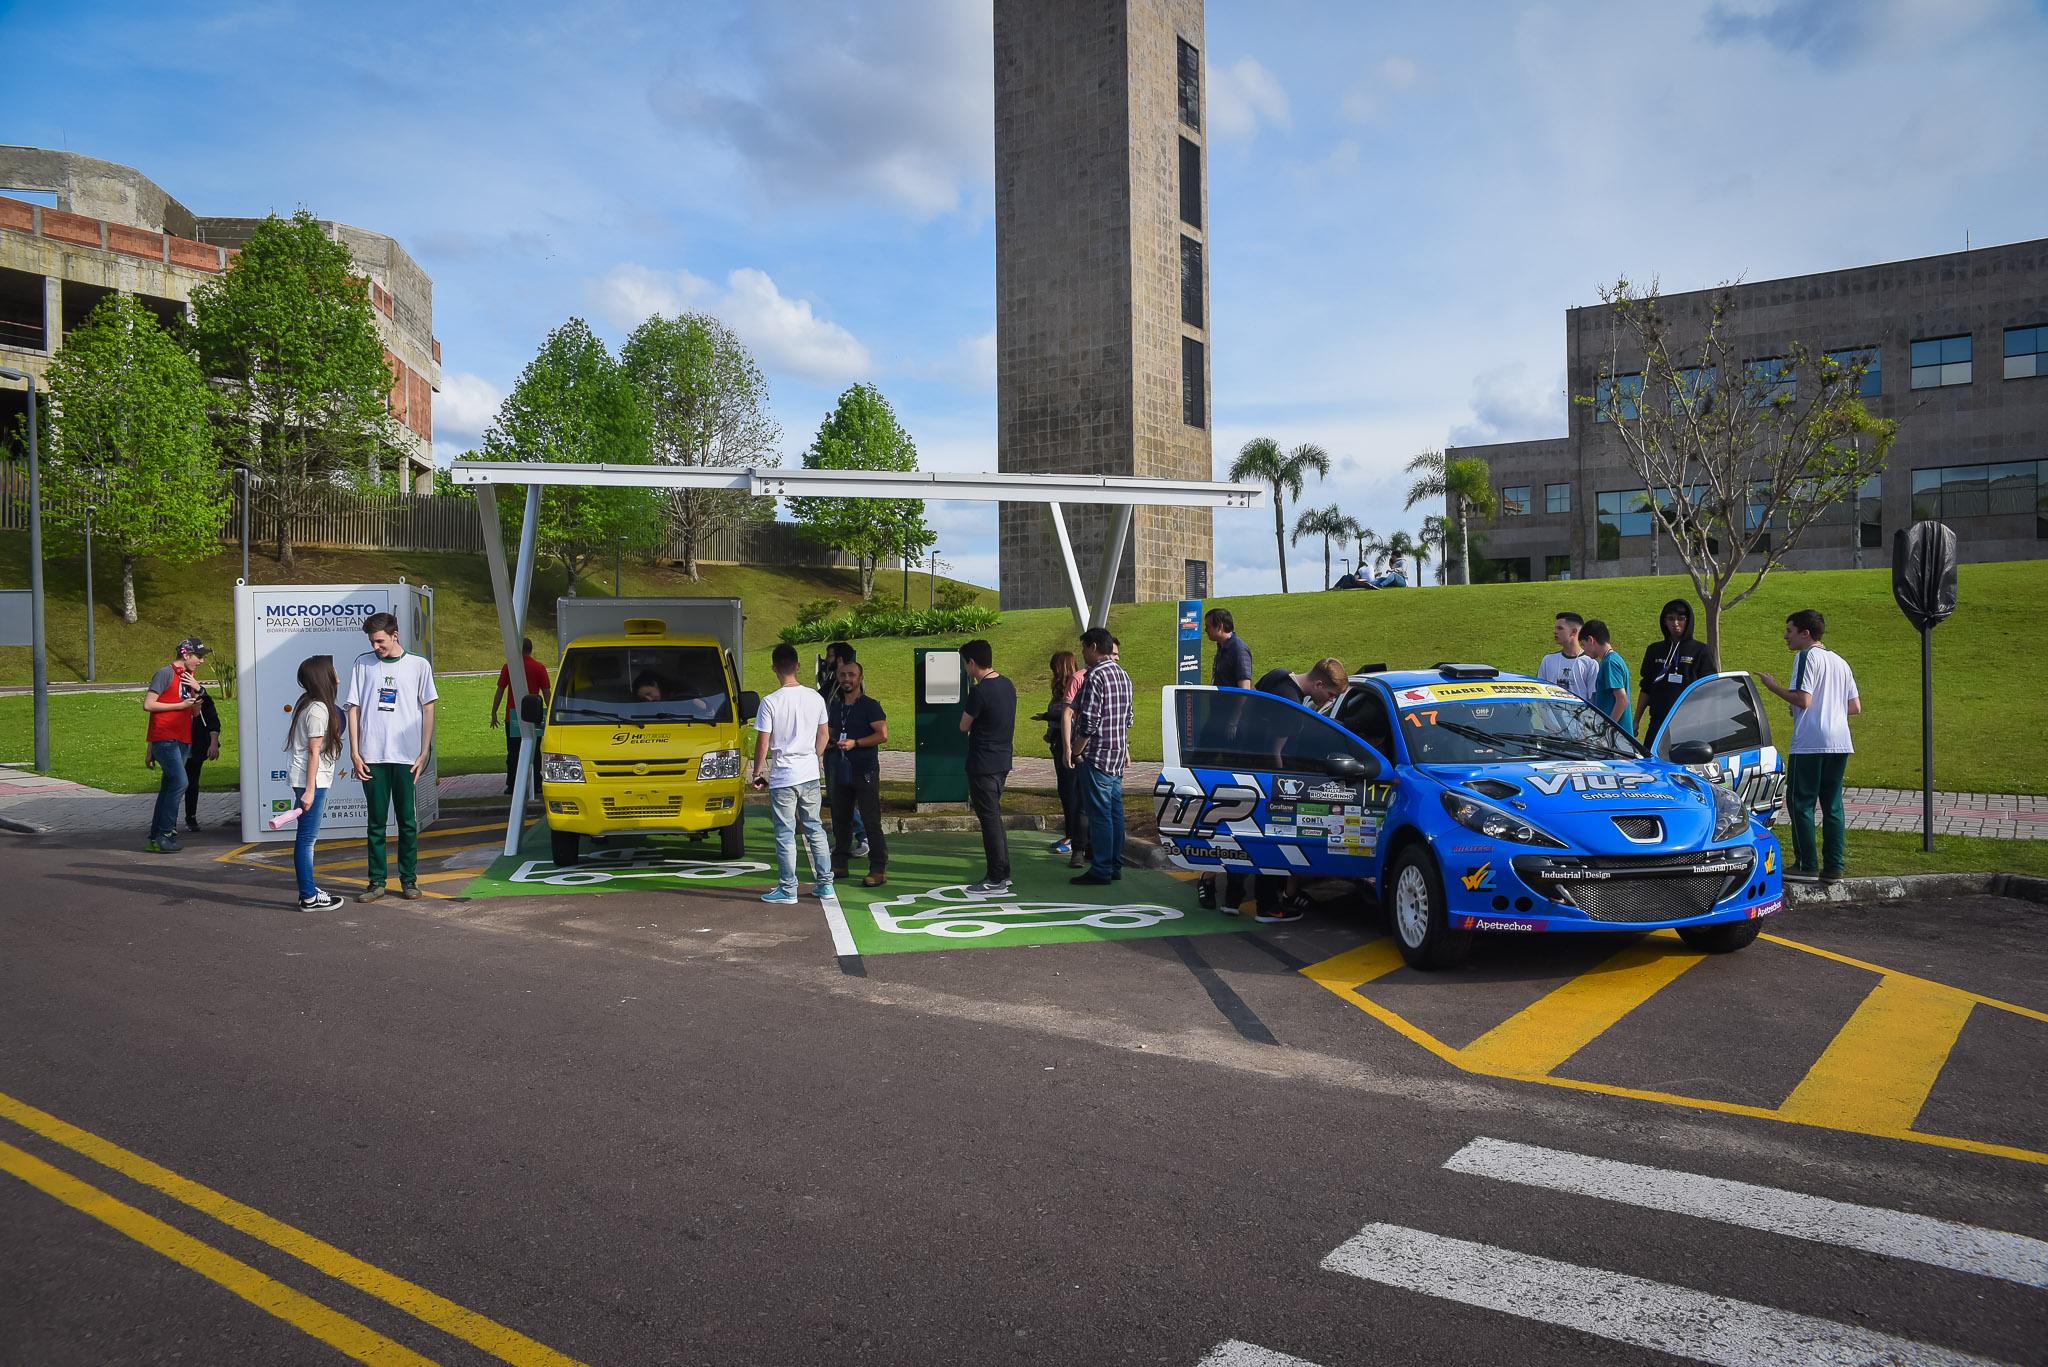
[1656,676,1767,759]
[1177,690,1373,772]
[1332,685,1396,761]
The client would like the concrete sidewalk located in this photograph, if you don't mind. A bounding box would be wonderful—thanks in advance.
[2,759,2043,841]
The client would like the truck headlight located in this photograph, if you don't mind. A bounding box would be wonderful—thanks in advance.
[541,753,585,784]
[696,749,741,781]
[1441,791,1567,848]
[1712,784,1751,841]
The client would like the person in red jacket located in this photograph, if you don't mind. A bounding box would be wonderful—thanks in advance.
[489,637,551,799]
[142,638,208,853]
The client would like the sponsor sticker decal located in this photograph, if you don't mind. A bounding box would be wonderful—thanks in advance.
[1460,862,1497,892]
[1747,896,1784,919]
[1458,915,1542,932]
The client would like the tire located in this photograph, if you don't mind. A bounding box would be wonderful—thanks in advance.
[1677,919,1762,954]
[719,808,746,861]
[1385,845,1472,970]
[549,829,581,866]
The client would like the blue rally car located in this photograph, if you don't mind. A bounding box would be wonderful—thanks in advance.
[1154,664,1787,969]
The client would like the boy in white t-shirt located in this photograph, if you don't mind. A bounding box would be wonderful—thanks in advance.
[1536,611,1599,702]
[1758,608,1862,883]
[751,643,834,904]
[343,611,438,902]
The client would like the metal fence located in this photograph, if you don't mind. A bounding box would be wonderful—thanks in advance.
[0,463,865,567]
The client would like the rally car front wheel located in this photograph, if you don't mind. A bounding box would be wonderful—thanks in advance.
[1387,846,1472,971]
[1676,919,1762,954]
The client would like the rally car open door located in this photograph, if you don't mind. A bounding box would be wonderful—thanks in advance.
[1155,685,1392,881]
[1645,671,1785,819]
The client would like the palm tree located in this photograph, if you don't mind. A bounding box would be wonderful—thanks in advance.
[1291,504,1350,589]
[1229,437,1331,593]
[1403,449,1497,586]
[1418,515,1449,584]
[1352,524,1383,577]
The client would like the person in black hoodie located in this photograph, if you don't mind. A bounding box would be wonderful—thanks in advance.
[1638,598,1718,740]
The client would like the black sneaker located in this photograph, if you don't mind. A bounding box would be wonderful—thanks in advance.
[299,891,344,912]
[357,884,387,903]
[1820,872,1846,886]
[185,816,202,833]
[1784,868,1821,884]
[148,834,183,854]
[398,883,423,900]
[1195,878,1217,909]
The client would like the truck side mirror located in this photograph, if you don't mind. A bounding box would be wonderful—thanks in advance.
[520,694,545,726]
[738,690,759,722]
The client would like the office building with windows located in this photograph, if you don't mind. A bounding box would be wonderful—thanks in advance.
[0,148,440,491]
[1447,237,2048,582]
[993,0,1213,609]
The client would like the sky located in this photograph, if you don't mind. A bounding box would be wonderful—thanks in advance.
[6,0,2048,592]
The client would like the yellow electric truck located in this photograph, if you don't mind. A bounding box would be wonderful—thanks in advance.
[535,597,757,865]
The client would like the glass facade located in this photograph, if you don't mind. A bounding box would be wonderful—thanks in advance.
[1911,460,2044,531]
[1180,236,1203,327]
[1178,137,1201,228]
[1545,482,1570,514]
[1910,335,1972,389]
[1176,38,1201,129]
[1748,357,1796,404]
[1182,336,1205,428]
[2006,326,2047,380]
[1857,474,1881,550]
[1501,485,1530,516]
[1545,554,1572,581]
[1594,373,1641,422]
[1827,346,1882,398]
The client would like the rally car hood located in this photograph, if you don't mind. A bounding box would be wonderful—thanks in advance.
[1427,757,1721,854]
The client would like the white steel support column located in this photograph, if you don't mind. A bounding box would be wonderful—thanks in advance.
[1090,504,1134,635]
[477,484,543,856]
[1045,503,1094,633]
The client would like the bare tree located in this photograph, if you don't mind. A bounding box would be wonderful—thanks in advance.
[1581,278,1898,654]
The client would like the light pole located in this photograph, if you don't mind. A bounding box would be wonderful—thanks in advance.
[83,502,95,682]
[0,366,49,771]
[236,464,250,582]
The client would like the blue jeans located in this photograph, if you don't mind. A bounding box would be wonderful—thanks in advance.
[291,786,329,899]
[768,779,832,894]
[1080,762,1124,879]
[149,740,190,840]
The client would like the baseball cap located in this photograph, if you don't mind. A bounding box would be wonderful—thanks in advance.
[177,637,211,658]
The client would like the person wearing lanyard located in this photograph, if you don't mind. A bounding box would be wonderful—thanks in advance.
[827,659,889,887]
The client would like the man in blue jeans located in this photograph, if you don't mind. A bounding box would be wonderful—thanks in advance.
[1068,627,1133,886]
[752,642,834,904]
[142,638,209,853]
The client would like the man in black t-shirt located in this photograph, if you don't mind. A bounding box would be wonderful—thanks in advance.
[827,660,889,885]
[1205,607,1253,688]
[958,638,1016,896]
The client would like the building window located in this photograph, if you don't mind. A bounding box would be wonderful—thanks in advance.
[1910,461,2046,521]
[1748,357,1795,405]
[1596,488,1656,559]
[1178,137,1201,228]
[1594,373,1641,422]
[1857,474,1881,549]
[1182,336,1205,428]
[1673,366,1716,413]
[2006,326,2047,380]
[1827,346,1882,398]
[1500,485,1530,516]
[1545,482,1570,514]
[1910,334,1972,389]
[1180,236,1203,328]
[1185,558,1209,598]
[1176,38,1201,130]
[1545,554,1572,581]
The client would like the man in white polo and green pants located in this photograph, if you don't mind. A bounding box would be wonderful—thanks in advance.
[1759,608,1861,885]
[344,610,438,901]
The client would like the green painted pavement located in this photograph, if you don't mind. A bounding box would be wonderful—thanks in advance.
[460,811,1251,955]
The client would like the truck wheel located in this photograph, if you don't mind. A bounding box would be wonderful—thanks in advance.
[550,830,581,866]
[719,809,745,861]
[1386,846,1471,970]
[1677,919,1761,954]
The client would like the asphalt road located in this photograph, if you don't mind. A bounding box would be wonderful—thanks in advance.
[3,828,2046,1366]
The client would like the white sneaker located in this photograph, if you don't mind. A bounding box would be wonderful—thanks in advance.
[853,839,870,859]
[964,879,1014,898]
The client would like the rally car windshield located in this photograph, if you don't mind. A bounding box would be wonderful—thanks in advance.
[552,646,732,724]
[1400,697,1644,765]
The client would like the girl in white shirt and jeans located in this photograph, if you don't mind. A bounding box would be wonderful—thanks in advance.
[288,655,346,911]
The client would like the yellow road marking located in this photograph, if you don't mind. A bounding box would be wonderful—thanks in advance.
[0,1091,586,1366]
[0,1139,435,1366]
[1762,932,2048,1023]
[1457,934,1704,1077]
[1300,935,2048,1167]
[1779,975,1977,1131]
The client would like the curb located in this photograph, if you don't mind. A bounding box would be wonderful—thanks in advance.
[1783,871,2048,908]
[0,812,48,834]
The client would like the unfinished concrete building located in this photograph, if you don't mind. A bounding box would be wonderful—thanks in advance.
[0,148,440,491]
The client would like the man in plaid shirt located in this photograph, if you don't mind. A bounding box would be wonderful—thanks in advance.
[1068,627,1133,884]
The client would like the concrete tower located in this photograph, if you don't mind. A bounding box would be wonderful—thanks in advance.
[994,0,1213,610]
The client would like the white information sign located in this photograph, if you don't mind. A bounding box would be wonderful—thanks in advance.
[233,581,439,842]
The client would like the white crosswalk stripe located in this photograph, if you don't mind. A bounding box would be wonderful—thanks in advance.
[1444,1137,2048,1289]
[1321,1223,2014,1367]
[1196,1341,1323,1367]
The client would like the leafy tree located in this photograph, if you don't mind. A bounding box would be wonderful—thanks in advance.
[1290,504,1350,589]
[1580,278,1896,653]
[1228,438,1330,593]
[189,211,398,569]
[1403,449,1496,586]
[621,312,780,580]
[481,318,661,592]
[788,383,933,601]
[39,295,229,623]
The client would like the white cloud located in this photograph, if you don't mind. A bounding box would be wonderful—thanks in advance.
[1208,56,1291,140]
[1446,365,1568,448]
[592,264,871,386]
[434,371,505,445]
[1340,55,1423,123]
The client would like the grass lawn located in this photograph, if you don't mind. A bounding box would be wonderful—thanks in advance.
[5,535,2044,797]
[1799,829,2048,877]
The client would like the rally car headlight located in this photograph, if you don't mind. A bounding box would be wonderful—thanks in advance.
[1711,783,1752,841]
[541,752,585,784]
[696,748,741,781]
[1441,791,1568,848]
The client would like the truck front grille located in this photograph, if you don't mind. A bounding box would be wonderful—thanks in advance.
[602,795,685,819]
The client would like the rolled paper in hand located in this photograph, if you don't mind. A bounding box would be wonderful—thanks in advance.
[267,807,303,830]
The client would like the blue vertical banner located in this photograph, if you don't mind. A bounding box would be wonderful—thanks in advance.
[1176,599,1203,685]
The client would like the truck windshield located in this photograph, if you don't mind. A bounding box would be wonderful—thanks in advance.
[552,646,731,724]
